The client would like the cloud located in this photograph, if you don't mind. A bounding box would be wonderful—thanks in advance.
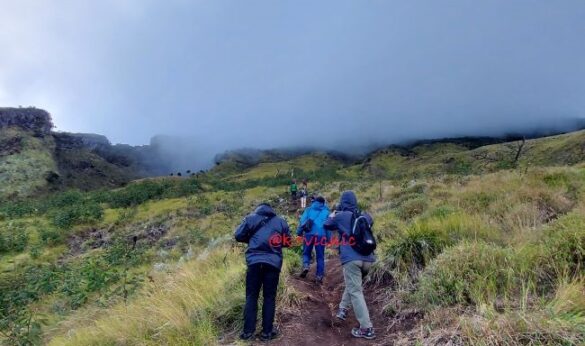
[1,0,584,168]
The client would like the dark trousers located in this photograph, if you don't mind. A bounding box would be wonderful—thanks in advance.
[302,236,326,277]
[244,262,280,334]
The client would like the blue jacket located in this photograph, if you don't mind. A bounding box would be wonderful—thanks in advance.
[324,191,376,265]
[296,201,330,238]
[234,204,291,270]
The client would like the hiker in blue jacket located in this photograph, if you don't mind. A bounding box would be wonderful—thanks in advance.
[235,203,291,341]
[296,196,330,283]
[324,191,376,340]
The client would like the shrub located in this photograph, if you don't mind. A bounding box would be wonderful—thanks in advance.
[543,172,570,188]
[0,224,29,253]
[396,196,428,219]
[531,212,585,285]
[106,181,168,208]
[370,221,451,285]
[0,200,37,218]
[416,241,517,308]
[39,227,66,246]
[51,202,103,229]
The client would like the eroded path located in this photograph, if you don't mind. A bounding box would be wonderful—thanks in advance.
[269,260,422,346]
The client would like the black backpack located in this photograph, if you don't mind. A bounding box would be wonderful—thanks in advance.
[350,212,377,256]
[299,218,314,234]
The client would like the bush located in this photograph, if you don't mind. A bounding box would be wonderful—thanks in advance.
[106,181,168,208]
[416,212,585,310]
[51,202,103,229]
[543,172,570,188]
[416,241,517,307]
[0,200,37,218]
[39,227,65,246]
[396,196,428,219]
[0,224,29,253]
[370,221,451,285]
[531,212,585,285]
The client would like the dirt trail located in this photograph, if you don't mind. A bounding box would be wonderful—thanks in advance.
[265,260,422,346]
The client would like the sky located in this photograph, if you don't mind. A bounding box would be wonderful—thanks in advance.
[1,0,585,161]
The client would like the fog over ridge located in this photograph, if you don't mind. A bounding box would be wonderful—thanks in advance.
[1,0,584,170]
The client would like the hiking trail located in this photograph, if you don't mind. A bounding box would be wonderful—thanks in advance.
[260,259,422,346]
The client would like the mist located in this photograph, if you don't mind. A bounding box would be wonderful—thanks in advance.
[1,0,584,170]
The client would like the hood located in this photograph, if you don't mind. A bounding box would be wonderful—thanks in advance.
[309,201,325,211]
[339,191,358,212]
[255,204,276,217]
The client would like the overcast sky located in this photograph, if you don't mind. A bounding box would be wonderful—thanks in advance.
[1,0,584,154]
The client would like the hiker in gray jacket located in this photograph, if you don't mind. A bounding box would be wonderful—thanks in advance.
[324,191,376,340]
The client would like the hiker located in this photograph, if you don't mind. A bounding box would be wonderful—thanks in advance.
[324,191,377,340]
[302,177,308,190]
[299,186,308,208]
[296,196,330,283]
[234,203,291,341]
[290,179,298,200]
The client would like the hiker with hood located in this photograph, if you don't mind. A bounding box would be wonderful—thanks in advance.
[324,191,377,340]
[234,203,291,341]
[296,196,330,283]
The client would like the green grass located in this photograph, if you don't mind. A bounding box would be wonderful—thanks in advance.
[0,127,57,199]
[2,129,585,345]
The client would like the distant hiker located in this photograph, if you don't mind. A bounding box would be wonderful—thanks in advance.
[324,191,377,340]
[299,187,308,208]
[290,179,298,200]
[234,203,291,341]
[296,196,330,283]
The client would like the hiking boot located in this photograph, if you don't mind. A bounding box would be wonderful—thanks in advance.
[300,266,309,278]
[336,308,348,321]
[259,328,279,341]
[315,275,324,284]
[351,327,376,340]
[239,331,254,340]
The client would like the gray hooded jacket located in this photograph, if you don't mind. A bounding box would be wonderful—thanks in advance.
[324,191,376,265]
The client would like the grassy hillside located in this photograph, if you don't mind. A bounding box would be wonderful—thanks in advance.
[0,127,58,198]
[1,130,584,345]
[0,127,142,200]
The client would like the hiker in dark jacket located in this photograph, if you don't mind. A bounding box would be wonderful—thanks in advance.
[234,203,291,341]
[324,191,376,340]
[296,196,330,283]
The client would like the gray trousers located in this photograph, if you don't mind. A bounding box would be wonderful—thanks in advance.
[339,260,373,328]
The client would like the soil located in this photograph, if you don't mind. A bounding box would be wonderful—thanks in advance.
[243,259,423,346]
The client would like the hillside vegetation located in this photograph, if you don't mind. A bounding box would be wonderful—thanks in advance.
[0,128,584,345]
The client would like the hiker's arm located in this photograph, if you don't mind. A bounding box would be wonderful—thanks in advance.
[296,209,308,236]
[234,216,252,243]
[318,209,331,240]
[323,215,337,231]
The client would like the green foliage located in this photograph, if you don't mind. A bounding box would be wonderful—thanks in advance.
[460,191,497,212]
[50,201,103,229]
[0,201,36,219]
[446,156,473,175]
[371,221,451,284]
[0,223,29,253]
[416,241,517,307]
[543,172,570,188]
[396,196,428,220]
[38,227,65,246]
[416,212,585,309]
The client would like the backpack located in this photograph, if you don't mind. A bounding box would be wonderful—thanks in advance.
[299,217,314,234]
[350,212,377,256]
